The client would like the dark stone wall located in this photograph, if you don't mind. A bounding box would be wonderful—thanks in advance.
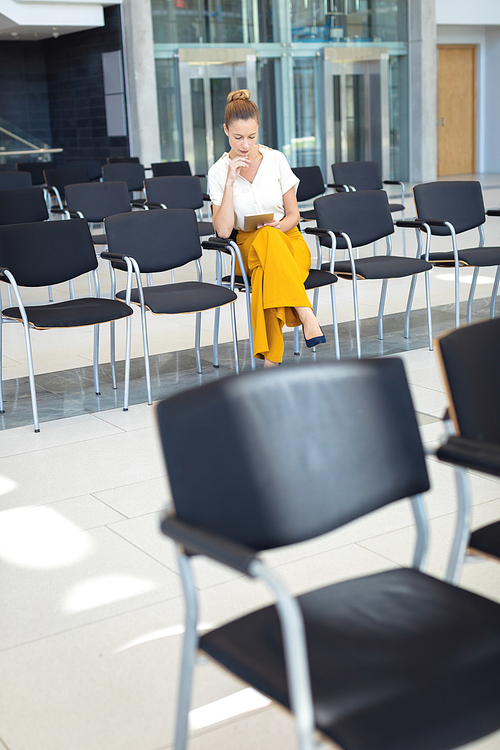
[0,4,130,166]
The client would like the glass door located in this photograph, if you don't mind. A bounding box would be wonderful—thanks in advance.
[179,49,257,175]
[324,48,390,177]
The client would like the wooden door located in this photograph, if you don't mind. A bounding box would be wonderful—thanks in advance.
[437,45,477,176]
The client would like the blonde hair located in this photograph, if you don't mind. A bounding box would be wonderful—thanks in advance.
[224,89,260,128]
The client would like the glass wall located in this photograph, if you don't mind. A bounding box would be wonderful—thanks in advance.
[152,0,409,179]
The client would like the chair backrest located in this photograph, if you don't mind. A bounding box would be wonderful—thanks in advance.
[314,190,395,247]
[0,171,32,190]
[65,181,131,222]
[43,167,90,199]
[101,162,146,192]
[144,175,204,210]
[436,317,500,444]
[151,161,192,177]
[293,166,325,203]
[157,358,429,551]
[105,207,202,274]
[0,217,97,287]
[413,181,485,236]
[16,161,55,185]
[61,159,105,181]
[107,156,141,164]
[331,161,383,191]
[0,188,48,225]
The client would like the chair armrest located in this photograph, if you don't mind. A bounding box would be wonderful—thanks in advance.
[326,182,351,191]
[395,219,426,228]
[131,201,148,209]
[437,436,500,478]
[486,209,500,217]
[202,193,210,202]
[202,237,232,252]
[383,180,403,186]
[50,207,81,218]
[417,219,449,227]
[142,201,166,210]
[160,514,258,575]
[0,266,10,282]
[100,251,129,262]
[195,173,207,179]
[304,226,342,237]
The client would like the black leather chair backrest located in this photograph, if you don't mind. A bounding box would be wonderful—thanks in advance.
[437,317,500,444]
[17,160,55,185]
[151,161,192,177]
[101,162,146,192]
[65,181,131,222]
[0,187,48,224]
[43,167,90,199]
[314,190,395,248]
[144,175,204,210]
[413,180,486,236]
[107,156,141,164]
[331,161,383,191]
[0,218,97,287]
[105,207,202,274]
[0,171,32,190]
[293,166,325,203]
[157,358,429,551]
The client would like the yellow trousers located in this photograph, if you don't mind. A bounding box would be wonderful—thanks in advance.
[236,225,312,363]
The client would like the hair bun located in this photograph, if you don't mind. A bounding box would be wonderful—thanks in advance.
[227,89,251,104]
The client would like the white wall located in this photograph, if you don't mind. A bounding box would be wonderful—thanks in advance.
[484,27,500,172]
[437,0,500,25]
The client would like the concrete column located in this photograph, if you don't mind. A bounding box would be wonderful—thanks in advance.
[120,0,161,166]
[409,0,437,182]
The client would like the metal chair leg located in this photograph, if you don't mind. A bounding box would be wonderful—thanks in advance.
[466,267,480,323]
[229,303,239,374]
[195,312,202,373]
[110,321,117,390]
[23,323,40,432]
[330,284,340,360]
[123,314,132,411]
[424,270,433,351]
[446,466,471,584]
[174,553,199,750]
[377,279,388,340]
[404,275,418,339]
[93,325,101,395]
[213,307,220,368]
[490,266,500,319]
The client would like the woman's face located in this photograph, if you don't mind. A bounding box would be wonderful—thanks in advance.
[224,118,259,158]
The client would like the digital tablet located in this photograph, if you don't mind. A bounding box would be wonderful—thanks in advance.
[243,213,274,232]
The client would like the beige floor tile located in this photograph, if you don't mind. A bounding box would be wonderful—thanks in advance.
[93,475,170,518]
[47,494,127,528]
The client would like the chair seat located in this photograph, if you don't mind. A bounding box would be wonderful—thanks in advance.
[116,281,237,314]
[92,233,108,245]
[389,202,405,213]
[197,221,214,236]
[299,209,316,221]
[324,255,432,280]
[3,297,132,329]
[305,268,337,288]
[201,567,500,750]
[427,247,500,266]
[470,520,500,559]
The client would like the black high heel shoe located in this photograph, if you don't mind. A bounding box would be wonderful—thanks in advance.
[303,326,326,348]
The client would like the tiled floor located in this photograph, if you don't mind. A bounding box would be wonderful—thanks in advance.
[0,176,500,750]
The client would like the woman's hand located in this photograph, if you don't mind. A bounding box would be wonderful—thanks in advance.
[227,155,249,186]
[258,219,282,231]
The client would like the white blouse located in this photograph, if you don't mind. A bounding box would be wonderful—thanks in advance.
[208,145,299,231]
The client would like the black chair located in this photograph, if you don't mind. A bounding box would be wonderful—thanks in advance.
[330,160,405,214]
[306,190,433,357]
[102,208,239,409]
[17,160,55,186]
[106,156,141,164]
[143,176,213,236]
[151,160,192,177]
[60,158,105,181]
[101,162,147,205]
[43,167,90,209]
[435,317,500,581]
[0,187,48,225]
[292,165,328,221]
[158,357,500,750]
[59,181,132,248]
[0,171,32,190]
[412,180,500,328]
[0,218,133,432]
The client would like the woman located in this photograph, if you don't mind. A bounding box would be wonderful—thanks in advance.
[208,89,325,368]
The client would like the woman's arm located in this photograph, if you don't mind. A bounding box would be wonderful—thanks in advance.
[260,186,300,233]
[212,155,249,238]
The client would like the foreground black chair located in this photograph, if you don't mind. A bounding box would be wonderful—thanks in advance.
[435,317,500,581]
[102,208,239,409]
[306,190,433,357]
[0,171,32,190]
[0,218,133,431]
[158,358,500,750]
[413,180,500,328]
